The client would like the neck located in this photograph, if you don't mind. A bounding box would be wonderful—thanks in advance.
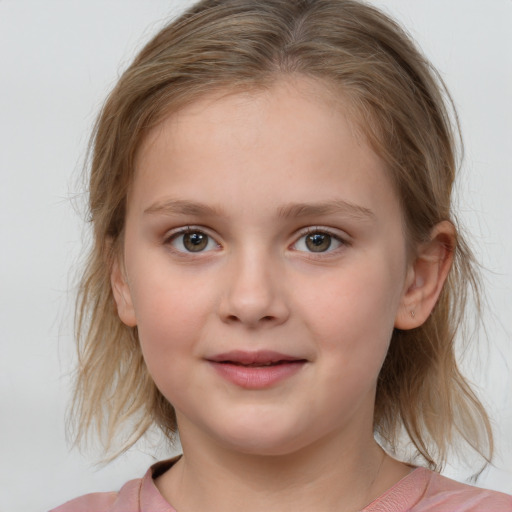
[155,426,407,512]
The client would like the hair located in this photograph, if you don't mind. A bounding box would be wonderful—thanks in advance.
[71,0,493,471]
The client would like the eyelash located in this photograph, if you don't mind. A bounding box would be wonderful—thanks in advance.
[164,226,348,256]
[291,228,348,256]
[165,227,220,255]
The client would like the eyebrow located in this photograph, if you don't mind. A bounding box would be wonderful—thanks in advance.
[144,198,375,221]
[144,199,224,217]
[277,200,375,221]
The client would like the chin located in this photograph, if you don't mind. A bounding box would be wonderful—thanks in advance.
[210,421,313,457]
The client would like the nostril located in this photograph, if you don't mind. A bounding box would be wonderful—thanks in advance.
[225,314,275,323]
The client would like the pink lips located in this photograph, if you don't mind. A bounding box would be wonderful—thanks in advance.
[207,350,307,389]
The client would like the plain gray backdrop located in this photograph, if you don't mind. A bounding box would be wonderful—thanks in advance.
[0,1,511,511]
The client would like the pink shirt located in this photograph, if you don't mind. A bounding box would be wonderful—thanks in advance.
[50,459,512,512]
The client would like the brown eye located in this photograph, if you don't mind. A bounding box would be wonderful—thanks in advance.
[292,230,344,254]
[183,232,208,252]
[305,232,332,252]
[170,230,218,253]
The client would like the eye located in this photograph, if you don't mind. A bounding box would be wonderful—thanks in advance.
[293,230,344,253]
[167,228,219,253]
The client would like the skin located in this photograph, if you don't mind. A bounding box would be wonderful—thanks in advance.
[112,78,454,512]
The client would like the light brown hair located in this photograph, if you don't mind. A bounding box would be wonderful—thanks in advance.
[72,0,492,470]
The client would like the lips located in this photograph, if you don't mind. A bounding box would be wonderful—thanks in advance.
[209,350,305,365]
[207,350,307,389]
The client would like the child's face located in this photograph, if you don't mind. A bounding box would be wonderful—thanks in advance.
[113,79,413,456]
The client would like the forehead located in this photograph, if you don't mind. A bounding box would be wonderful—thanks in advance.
[136,76,362,162]
[130,77,399,223]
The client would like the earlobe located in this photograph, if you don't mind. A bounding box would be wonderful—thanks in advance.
[111,257,137,327]
[395,221,455,330]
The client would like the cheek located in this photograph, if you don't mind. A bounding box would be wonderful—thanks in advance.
[307,266,401,325]
[130,272,215,383]
[299,259,403,367]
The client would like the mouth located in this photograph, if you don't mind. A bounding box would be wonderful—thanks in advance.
[221,361,297,367]
[207,350,307,389]
[208,350,307,366]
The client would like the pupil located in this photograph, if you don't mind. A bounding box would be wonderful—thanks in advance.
[184,232,207,252]
[306,233,331,252]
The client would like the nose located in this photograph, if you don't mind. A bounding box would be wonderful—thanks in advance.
[218,249,290,328]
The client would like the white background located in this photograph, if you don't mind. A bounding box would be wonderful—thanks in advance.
[0,1,511,511]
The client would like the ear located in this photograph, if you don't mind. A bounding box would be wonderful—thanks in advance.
[395,221,455,329]
[111,255,137,327]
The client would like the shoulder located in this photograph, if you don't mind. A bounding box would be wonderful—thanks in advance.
[48,478,142,512]
[416,469,512,512]
[364,467,512,512]
[48,457,179,512]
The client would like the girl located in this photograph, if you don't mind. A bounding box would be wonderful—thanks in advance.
[51,0,512,510]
